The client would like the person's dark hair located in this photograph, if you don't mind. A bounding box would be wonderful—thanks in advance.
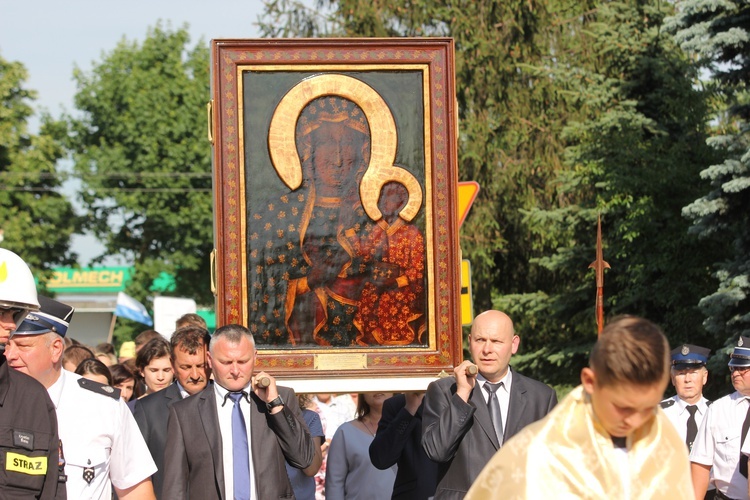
[135,337,172,371]
[298,393,313,410]
[170,325,210,359]
[175,313,207,330]
[109,363,135,386]
[122,357,137,375]
[63,336,81,350]
[94,342,118,365]
[121,357,144,399]
[95,342,116,356]
[62,344,95,370]
[209,324,254,352]
[589,315,670,388]
[75,358,113,385]
[355,393,370,421]
[134,329,162,349]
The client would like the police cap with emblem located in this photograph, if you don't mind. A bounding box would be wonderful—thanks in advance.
[671,344,710,370]
[729,336,750,368]
[13,295,74,337]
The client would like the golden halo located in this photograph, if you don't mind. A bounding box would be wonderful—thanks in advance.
[268,74,422,222]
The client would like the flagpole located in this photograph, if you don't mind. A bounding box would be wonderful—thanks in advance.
[588,214,610,337]
[107,313,117,344]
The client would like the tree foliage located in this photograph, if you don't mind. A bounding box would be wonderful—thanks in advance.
[667,0,750,359]
[512,1,723,390]
[62,24,213,316]
[0,53,78,280]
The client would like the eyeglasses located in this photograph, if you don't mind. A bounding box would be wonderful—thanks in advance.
[729,366,750,374]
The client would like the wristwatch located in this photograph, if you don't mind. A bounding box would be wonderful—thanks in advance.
[266,395,284,411]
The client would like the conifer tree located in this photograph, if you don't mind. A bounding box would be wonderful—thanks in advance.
[667,0,750,346]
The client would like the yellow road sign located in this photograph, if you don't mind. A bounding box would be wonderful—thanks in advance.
[461,259,474,326]
[457,181,480,228]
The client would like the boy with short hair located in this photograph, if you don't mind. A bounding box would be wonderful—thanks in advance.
[466,315,693,499]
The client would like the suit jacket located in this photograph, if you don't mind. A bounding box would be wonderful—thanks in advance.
[133,382,183,499]
[162,384,315,500]
[369,394,437,500]
[422,368,557,499]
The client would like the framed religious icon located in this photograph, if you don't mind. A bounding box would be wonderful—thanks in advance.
[209,38,461,391]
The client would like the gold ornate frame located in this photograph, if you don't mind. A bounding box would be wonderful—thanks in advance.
[210,38,460,391]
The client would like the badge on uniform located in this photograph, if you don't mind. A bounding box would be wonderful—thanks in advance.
[13,430,34,450]
[83,459,95,484]
[58,440,67,483]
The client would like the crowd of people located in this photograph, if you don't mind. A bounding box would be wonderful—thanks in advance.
[3,244,750,499]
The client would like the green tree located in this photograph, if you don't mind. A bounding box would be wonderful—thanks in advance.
[0,53,78,278]
[63,24,213,319]
[511,1,723,390]
[667,0,750,353]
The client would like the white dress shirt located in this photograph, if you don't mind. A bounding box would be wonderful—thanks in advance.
[477,369,512,435]
[214,382,256,500]
[661,394,710,444]
[690,391,750,499]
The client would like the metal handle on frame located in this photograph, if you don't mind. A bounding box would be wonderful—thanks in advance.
[210,248,217,296]
[206,100,214,144]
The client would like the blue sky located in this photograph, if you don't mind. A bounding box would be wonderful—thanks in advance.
[0,0,268,264]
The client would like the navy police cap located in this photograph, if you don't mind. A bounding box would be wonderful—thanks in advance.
[729,336,750,368]
[13,296,74,337]
[671,344,710,368]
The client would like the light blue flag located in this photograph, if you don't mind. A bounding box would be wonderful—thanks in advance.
[114,292,154,326]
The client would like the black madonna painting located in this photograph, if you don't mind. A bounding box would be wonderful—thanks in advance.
[211,39,461,379]
[248,73,427,348]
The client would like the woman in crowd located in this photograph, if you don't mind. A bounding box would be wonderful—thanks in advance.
[134,337,173,398]
[325,392,396,500]
[74,358,113,385]
[109,363,138,402]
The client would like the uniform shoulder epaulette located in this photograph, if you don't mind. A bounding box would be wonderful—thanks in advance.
[660,399,675,409]
[78,378,121,400]
[706,400,713,407]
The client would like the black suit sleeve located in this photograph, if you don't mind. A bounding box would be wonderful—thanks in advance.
[162,404,189,499]
[421,378,476,463]
[266,387,315,470]
[369,395,417,470]
[132,399,150,441]
[546,390,558,413]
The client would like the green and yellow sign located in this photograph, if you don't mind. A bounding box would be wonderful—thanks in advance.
[45,267,131,293]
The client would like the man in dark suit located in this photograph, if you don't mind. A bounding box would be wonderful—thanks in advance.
[162,324,316,499]
[422,310,557,499]
[369,392,437,500]
[133,325,211,498]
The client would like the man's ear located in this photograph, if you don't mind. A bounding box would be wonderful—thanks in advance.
[206,350,214,370]
[581,367,597,395]
[50,335,65,364]
[511,335,520,355]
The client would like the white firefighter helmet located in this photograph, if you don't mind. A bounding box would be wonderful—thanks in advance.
[0,248,40,327]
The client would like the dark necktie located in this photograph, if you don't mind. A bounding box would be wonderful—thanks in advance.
[686,405,698,451]
[483,382,504,446]
[229,392,251,499]
[741,400,750,478]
